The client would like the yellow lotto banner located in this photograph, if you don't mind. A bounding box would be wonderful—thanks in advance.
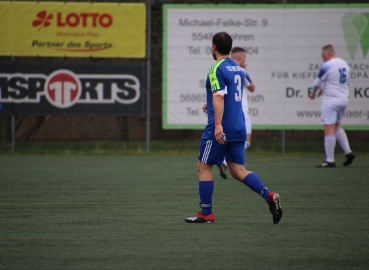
[0,1,146,58]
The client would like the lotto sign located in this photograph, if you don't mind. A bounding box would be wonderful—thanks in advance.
[0,62,145,115]
[163,4,369,130]
[0,1,146,57]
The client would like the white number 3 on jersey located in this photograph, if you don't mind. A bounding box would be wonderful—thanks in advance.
[234,74,242,102]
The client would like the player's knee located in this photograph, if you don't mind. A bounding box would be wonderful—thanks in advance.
[229,167,248,181]
[197,161,211,173]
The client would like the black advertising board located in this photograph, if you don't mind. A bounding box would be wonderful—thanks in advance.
[0,62,145,115]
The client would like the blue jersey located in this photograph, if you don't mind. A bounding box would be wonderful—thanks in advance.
[202,58,246,142]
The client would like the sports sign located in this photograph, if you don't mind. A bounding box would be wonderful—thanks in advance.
[0,1,146,57]
[0,62,145,115]
[163,4,369,130]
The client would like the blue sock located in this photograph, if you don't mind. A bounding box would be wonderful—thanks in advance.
[199,180,214,216]
[243,173,269,202]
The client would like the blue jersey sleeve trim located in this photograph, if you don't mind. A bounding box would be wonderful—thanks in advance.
[244,70,252,84]
[318,62,331,79]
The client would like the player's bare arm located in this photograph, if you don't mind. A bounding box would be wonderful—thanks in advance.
[212,94,225,144]
[247,82,255,93]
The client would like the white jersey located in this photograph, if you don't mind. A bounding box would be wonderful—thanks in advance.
[241,68,253,136]
[241,68,252,118]
[313,58,350,103]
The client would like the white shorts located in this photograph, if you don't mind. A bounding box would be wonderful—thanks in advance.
[245,117,252,135]
[320,101,347,125]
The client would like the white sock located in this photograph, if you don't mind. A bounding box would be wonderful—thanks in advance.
[325,135,336,162]
[245,141,251,150]
[222,159,227,166]
[335,128,352,154]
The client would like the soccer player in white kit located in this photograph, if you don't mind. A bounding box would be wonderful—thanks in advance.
[309,44,355,168]
[233,47,256,150]
[216,47,256,179]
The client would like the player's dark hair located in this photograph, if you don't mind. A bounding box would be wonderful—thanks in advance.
[231,47,246,54]
[322,44,335,54]
[212,32,233,55]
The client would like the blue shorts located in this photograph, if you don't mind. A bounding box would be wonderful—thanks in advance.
[198,139,245,165]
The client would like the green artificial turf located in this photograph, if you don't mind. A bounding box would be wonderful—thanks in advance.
[0,154,368,269]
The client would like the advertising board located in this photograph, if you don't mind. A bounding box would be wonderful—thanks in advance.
[0,62,145,115]
[163,4,369,130]
[0,2,146,58]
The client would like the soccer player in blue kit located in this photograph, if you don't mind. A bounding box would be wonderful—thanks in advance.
[185,32,283,224]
